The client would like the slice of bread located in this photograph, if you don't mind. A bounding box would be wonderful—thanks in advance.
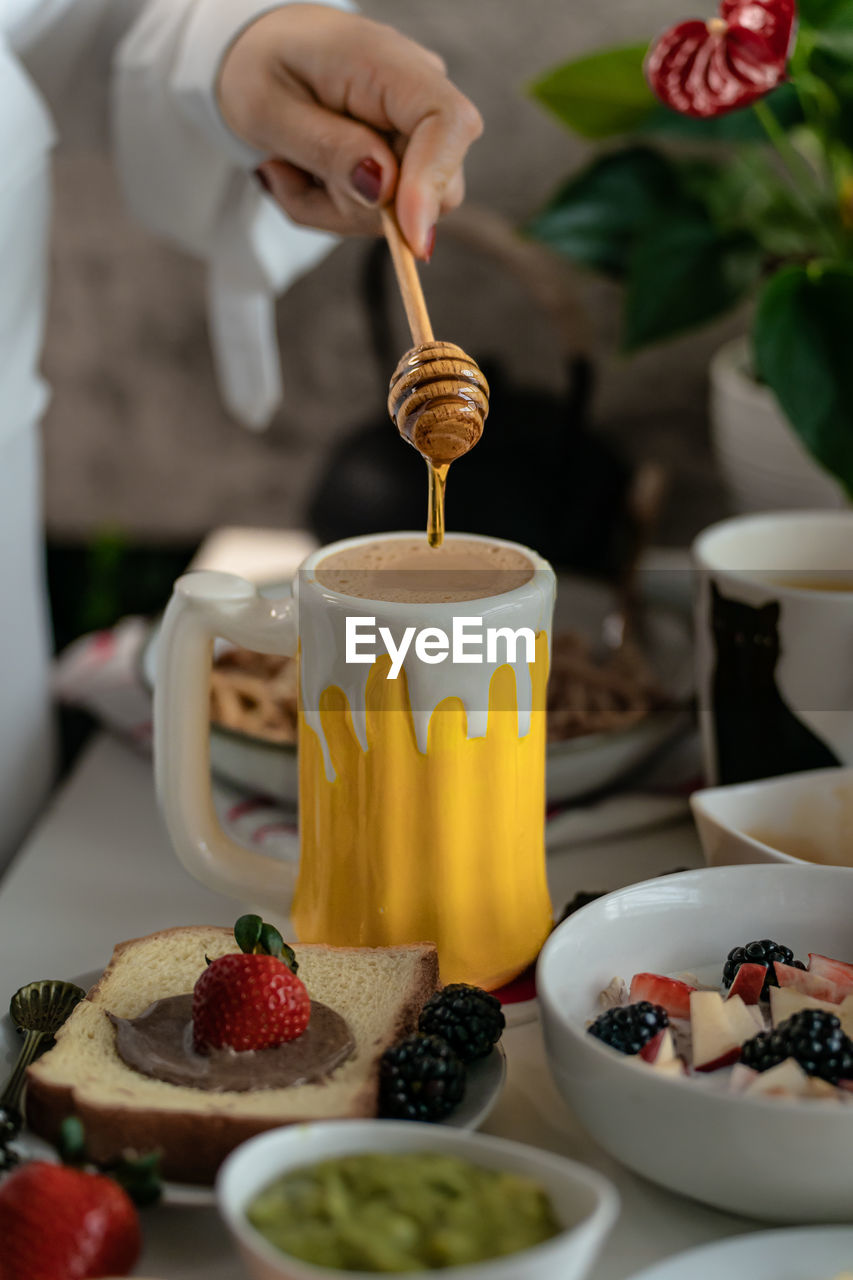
[26,927,438,1184]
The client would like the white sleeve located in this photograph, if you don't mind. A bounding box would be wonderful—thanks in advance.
[113,0,354,430]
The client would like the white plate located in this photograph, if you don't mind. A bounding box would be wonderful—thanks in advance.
[627,1227,853,1280]
[1,971,506,1204]
[142,574,693,806]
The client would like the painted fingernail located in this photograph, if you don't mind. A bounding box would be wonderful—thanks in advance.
[350,157,383,204]
[423,225,437,263]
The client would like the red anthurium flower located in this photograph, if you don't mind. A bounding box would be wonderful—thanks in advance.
[646,0,797,118]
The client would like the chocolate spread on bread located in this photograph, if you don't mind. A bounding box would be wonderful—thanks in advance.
[109,995,355,1092]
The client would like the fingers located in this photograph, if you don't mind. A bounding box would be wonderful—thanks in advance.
[250,86,400,214]
[438,163,466,216]
[220,8,482,256]
[392,96,482,257]
[328,21,483,255]
[255,160,381,237]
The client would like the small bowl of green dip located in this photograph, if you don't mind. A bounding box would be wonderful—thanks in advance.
[217,1120,618,1280]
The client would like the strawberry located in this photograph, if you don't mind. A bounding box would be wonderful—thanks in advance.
[0,1160,140,1279]
[773,962,845,1003]
[726,962,766,1006]
[629,972,696,1021]
[192,952,311,1052]
[808,953,853,998]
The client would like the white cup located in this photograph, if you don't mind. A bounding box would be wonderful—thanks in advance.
[692,510,853,786]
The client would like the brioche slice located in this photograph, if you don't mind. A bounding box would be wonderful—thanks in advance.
[26,926,438,1184]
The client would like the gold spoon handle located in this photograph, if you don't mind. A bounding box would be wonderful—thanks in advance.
[0,1028,45,1130]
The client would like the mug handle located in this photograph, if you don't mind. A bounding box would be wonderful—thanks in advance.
[153,571,299,909]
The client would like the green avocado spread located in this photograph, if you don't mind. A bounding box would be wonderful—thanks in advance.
[246,1151,561,1272]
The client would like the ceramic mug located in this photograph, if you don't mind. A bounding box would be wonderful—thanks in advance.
[154,531,556,989]
[693,510,853,787]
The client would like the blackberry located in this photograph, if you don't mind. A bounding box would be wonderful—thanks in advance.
[741,1009,853,1084]
[418,984,505,1062]
[722,939,805,999]
[588,1002,669,1055]
[378,1034,466,1122]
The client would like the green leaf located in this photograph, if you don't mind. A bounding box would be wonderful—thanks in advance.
[234,913,263,954]
[111,1149,163,1208]
[525,146,683,277]
[58,1116,88,1166]
[799,0,853,27]
[624,214,763,349]
[234,913,297,971]
[680,151,827,256]
[529,45,657,138]
[754,263,853,495]
[638,83,803,140]
[809,48,853,146]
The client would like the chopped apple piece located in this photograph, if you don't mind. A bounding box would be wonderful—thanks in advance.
[729,1063,759,1094]
[725,993,764,1045]
[744,1058,810,1098]
[690,990,742,1072]
[807,953,853,997]
[773,962,844,1003]
[629,972,695,1020]
[598,977,629,1010]
[805,1077,841,1101]
[726,963,766,1005]
[649,1057,687,1078]
[839,994,853,1040]
[769,985,840,1027]
[639,1027,677,1064]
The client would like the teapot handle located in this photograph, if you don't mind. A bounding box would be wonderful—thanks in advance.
[153,571,299,910]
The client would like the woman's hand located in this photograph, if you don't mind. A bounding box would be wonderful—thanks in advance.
[218,4,482,259]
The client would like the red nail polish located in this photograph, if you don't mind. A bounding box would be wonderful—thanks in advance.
[351,157,383,204]
[424,225,437,263]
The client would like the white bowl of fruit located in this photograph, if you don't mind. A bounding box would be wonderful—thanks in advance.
[538,864,853,1222]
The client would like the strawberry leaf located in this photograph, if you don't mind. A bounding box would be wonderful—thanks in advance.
[234,913,263,954]
[234,914,298,972]
[58,1116,87,1166]
[110,1150,163,1208]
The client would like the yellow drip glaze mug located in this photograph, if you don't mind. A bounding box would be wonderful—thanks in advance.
[154,532,555,988]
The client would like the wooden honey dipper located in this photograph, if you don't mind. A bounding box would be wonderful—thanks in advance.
[381,208,489,546]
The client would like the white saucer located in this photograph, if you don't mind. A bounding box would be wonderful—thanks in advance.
[1,970,506,1204]
[627,1226,853,1280]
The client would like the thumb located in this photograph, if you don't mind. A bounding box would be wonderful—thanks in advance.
[395,102,483,257]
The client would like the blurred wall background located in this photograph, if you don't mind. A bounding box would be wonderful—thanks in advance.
[42,0,741,551]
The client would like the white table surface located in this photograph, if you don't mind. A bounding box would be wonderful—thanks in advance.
[0,733,756,1280]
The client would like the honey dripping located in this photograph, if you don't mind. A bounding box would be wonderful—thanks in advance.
[387,342,489,549]
[426,461,450,548]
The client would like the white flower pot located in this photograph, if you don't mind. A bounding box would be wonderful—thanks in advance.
[709,336,847,513]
